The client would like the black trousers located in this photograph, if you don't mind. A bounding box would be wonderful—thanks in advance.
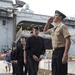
[12,63,16,75]
[17,61,28,75]
[28,57,39,75]
[52,47,67,75]
[15,64,18,75]
[23,64,28,75]
[17,61,23,75]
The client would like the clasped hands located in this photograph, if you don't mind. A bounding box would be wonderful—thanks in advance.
[33,55,43,62]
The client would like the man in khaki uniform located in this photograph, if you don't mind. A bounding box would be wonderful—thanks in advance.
[43,10,71,75]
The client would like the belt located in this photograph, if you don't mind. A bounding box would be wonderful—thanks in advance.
[53,47,65,51]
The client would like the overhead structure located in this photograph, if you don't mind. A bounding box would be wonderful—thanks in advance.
[0,0,13,2]
[16,0,26,7]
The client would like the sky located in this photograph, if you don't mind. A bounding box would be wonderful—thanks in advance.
[12,0,75,17]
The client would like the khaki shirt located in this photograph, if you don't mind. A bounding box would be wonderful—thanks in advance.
[46,22,70,49]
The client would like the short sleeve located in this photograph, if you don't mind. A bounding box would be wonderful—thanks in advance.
[61,25,70,38]
[46,29,52,34]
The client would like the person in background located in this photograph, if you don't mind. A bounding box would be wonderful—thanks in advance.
[23,40,28,75]
[11,43,17,75]
[15,37,28,75]
[43,10,71,75]
[4,49,11,73]
[26,25,45,75]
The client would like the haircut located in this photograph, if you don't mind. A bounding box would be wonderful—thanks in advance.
[20,36,25,39]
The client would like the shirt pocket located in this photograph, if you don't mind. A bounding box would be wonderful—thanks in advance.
[51,30,54,36]
[55,31,60,36]
[55,31,63,41]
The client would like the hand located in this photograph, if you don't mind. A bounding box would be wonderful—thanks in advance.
[24,59,26,64]
[12,60,16,63]
[62,54,68,64]
[39,55,43,61]
[47,17,53,24]
[33,55,39,61]
[14,60,18,64]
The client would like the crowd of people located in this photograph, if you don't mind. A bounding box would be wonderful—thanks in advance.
[4,10,71,75]
[4,25,45,75]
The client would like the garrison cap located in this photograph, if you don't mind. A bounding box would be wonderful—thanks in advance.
[55,10,66,20]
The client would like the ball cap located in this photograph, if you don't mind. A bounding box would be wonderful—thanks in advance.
[33,25,39,30]
[55,10,66,20]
